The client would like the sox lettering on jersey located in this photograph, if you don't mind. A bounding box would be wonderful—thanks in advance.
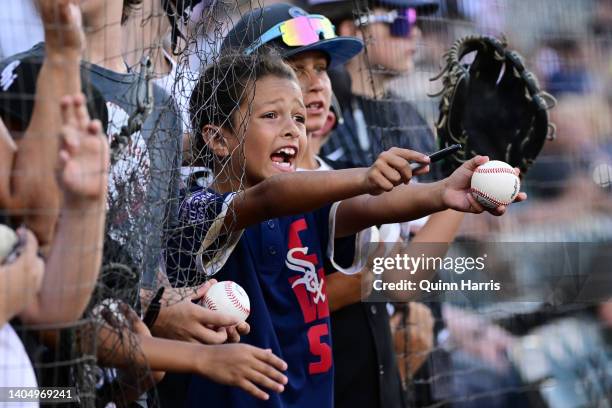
[286,218,332,375]
[287,248,326,304]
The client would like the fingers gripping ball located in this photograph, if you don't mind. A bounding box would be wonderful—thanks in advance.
[0,225,18,263]
[470,161,520,209]
[202,281,251,321]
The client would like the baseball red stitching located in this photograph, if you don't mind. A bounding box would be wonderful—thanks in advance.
[470,187,509,207]
[225,282,250,317]
[475,167,516,175]
[203,296,218,311]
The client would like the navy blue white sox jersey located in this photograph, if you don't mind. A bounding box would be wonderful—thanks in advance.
[165,186,360,408]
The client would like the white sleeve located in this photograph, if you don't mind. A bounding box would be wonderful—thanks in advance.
[327,201,375,275]
[195,192,243,276]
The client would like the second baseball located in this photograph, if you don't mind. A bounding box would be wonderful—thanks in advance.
[0,224,18,263]
[202,280,251,321]
[470,160,520,209]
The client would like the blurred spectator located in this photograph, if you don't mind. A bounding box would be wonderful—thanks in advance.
[0,1,44,60]
[545,38,594,96]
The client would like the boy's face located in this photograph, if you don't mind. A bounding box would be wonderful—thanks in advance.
[361,8,422,74]
[288,51,333,134]
[227,75,307,187]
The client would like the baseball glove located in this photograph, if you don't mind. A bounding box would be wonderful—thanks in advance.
[431,35,556,177]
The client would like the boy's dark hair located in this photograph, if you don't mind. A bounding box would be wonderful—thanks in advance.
[122,0,144,24]
[189,49,298,165]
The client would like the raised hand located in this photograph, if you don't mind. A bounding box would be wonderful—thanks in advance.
[57,94,109,204]
[365,147,430,195]
[38,0,84,55]
[441,156,527,216]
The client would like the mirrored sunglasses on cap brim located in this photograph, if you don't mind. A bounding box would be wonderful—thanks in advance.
[245,15,337,55]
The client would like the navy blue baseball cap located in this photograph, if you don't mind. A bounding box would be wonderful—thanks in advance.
[220,3,364,68]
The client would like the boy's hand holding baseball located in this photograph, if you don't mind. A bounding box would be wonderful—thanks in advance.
[152,281,244,345]
[57,94,109,206]
[441,156,527,216]
[365,148,430,195]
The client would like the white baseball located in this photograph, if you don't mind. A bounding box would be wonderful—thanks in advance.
[470,160,520,209]
[202,281,250,321]
[0,224,18,263]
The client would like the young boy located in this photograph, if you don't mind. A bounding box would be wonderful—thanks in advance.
[170,12,522,405]
[222,4,450,407]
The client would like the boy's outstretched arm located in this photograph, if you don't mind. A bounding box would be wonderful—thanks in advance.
[227,148,431,231]
[334,156,527,238]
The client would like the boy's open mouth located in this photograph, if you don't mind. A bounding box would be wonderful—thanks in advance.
[306,101,324,116]
[270,146,297,171]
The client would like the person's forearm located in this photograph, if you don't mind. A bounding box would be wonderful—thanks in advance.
[97,325,202,373]
[326,272,362,312]
[411,210,464,243]
[11,54,81,244]
[382,212,465,303]
[231,169,370,231]
[137,336,204,372]
[335,181,447,238]
[21,199,105,324]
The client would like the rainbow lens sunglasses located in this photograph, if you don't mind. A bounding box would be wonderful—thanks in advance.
[245,15,337,55]
[355,8,418,37]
